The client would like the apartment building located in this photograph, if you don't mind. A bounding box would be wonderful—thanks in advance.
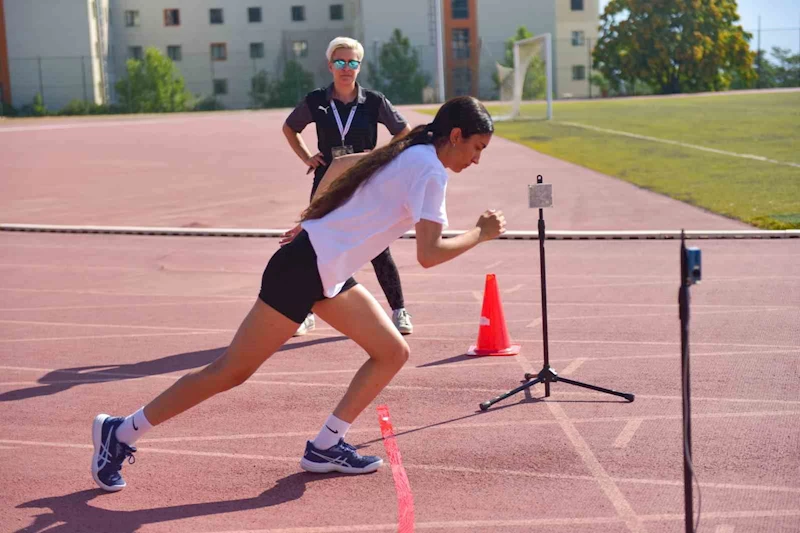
[1,0,598,110]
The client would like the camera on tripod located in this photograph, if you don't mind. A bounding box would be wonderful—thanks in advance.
[684,247,701,286]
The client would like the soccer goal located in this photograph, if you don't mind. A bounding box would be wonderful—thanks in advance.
[495,33,553,121]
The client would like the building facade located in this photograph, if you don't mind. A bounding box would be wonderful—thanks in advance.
[4,0,109,111]
[2,0,598,110]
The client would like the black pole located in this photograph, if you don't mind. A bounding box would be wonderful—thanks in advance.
[587,37,592,99]
[537,175,551,397]
[38,56,44,104]
[680,231,693,533]
[82,56,88,103]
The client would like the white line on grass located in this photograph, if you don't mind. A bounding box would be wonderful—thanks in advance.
[560,121,800,169]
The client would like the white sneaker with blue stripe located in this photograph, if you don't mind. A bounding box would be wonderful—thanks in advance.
[300,438,383,474]
[91,414,137,492]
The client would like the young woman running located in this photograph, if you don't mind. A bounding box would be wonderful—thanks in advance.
[92,95,504,492]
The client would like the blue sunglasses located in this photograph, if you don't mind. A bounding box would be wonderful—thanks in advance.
[332,59,361,70]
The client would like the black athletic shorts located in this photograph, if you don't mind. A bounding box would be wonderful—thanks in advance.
[258,230,357,323]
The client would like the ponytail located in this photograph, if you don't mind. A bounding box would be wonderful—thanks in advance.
[300,96,493,221]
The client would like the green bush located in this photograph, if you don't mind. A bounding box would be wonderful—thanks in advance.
[59,99,115,116]
[192,95,225,111]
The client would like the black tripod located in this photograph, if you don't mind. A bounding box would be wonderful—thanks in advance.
[479,175,634,411]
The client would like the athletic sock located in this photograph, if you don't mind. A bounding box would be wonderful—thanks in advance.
[312,414,351,450]
[115,407,153,445]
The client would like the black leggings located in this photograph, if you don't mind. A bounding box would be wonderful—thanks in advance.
[311,174,405,311]
[371,248,405,311]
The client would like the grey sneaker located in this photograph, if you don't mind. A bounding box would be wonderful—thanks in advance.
[392,308,413,335]
[300,438,383,474]
[293,314,316,337]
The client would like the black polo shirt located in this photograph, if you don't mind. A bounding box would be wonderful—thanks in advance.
[285,83,408,168]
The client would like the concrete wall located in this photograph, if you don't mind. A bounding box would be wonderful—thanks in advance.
[5,0,95,109]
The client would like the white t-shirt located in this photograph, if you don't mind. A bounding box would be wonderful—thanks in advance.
[302,144,448,298]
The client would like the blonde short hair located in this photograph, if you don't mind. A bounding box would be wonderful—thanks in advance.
[326,37,364,62]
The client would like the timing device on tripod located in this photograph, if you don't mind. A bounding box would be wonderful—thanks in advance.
[479,175,634,411]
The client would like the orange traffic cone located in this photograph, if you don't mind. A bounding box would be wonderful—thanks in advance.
[467,274,520,356]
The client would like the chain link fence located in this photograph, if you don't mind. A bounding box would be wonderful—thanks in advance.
[3,28,798,116]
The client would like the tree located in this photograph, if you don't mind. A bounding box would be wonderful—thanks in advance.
[367,29,428,104]
[269,60,315,108]
[593,0,756,94]
[770,47,800,88]
[250,60,315,109]
[731,49,776,89]
[115,47,191,113]
[494,27,546,100]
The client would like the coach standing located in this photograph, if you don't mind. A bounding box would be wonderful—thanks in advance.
[282,37,414,337]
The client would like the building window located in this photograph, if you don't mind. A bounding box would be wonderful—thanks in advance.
[292,40,308,57]
[452,0,469,19]
[453,66,472,96]
[129,46,143,60]
[291,6,305,21]
[164,9,180,26]
[248,7,262,22]
[572,65,586,81]
[213,79,228,95]
[330,4,344,20]
[211,43,227,61]
[250,42,264,59]
[571,0,584,11]
[124,10,140,27]
[571,31,585,46]
[210,8,224,24]
[167,45,182,61]
[452,28,470,59]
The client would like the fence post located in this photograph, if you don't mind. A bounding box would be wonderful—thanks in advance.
[82,56,88,103]
[756,16,761,89]
[127,56,132,112]
[38,56,44,105]
[210,52,216,103]
[587,37,592,99]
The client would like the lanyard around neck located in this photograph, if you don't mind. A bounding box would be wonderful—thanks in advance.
[330,100,357,145]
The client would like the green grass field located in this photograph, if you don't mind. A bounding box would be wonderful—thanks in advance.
[423,91,800,229]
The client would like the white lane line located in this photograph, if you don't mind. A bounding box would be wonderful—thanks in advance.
[559,358,586,376]
[613,419,644,449]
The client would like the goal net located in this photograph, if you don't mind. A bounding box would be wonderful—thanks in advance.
[494,33,553,121]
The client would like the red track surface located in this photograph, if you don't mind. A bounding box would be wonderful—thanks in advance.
[1,110,798,532]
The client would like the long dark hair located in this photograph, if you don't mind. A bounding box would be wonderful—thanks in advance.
[300,95,493,221]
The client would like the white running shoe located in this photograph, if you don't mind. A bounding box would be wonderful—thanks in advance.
[293,314,316,337]
[392,308,413,335]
